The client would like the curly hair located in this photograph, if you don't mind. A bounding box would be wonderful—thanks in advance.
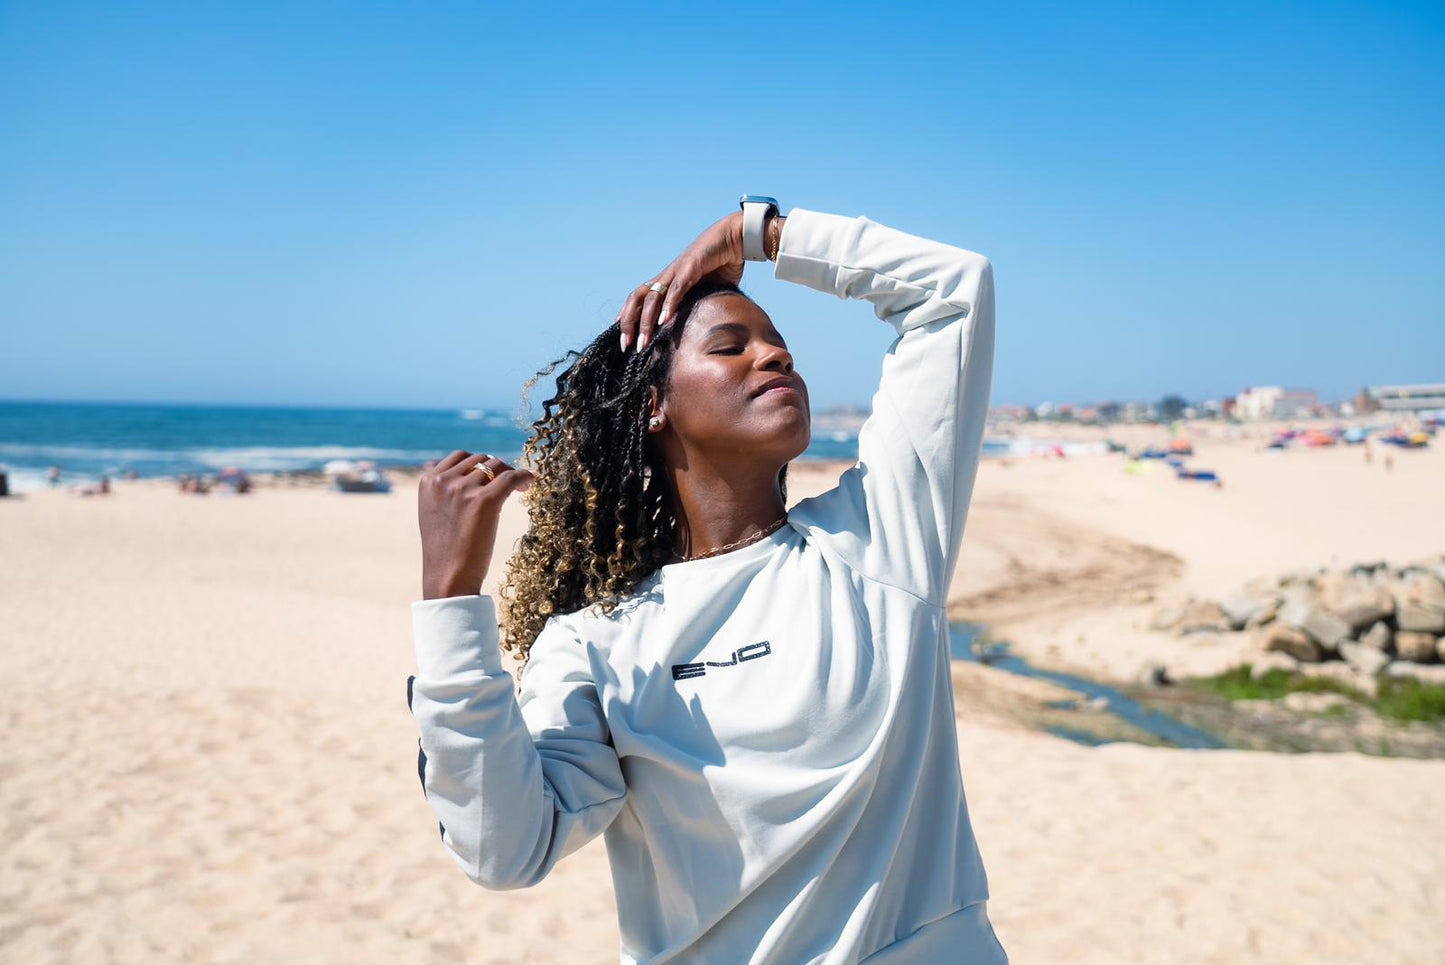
[497,277,789,669]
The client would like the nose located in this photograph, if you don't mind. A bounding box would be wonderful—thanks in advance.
[757,342,794,374]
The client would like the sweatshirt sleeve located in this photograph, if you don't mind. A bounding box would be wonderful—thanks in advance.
[775,208,996,607]
[406,594,628,890]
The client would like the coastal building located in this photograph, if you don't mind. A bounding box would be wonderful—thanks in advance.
[1233,386,1319,421]
[1365,383,1445,413]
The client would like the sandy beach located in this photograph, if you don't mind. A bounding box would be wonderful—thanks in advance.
[3,428,1443,963]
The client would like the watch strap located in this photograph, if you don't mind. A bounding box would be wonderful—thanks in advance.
[739,196,778,262]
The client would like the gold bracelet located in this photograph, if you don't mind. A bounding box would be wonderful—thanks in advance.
[768,218,781,261]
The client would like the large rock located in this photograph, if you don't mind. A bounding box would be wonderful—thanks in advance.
[1296,661,1376,698]
[1405,574,1445,611]
[1348,560,1389,579]
[1245,597,1281,629]
[1331,586,1395,633]
[1248,651,1299,680]
[1178,599,1231,635]
[1396,603,1445,635]
[1383,661,1445,686]
[1149,602,1185,632]
[1277,595,1350,653]
[1261,623,1324,663]
[1358,620,1394,653]
[1339,640,1390,677]
[1394,631,1440,664]
[1219,592,1276,631]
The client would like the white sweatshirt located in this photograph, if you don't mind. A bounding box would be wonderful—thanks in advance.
[408,208,1005,964]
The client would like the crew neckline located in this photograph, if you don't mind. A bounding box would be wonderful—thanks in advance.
[658,518,796,578]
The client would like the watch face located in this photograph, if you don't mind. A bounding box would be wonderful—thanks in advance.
[739,194,779,209]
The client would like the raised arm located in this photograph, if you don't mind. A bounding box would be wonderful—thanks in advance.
[408,595,627,889]
[408,449,625,889]
[777,208,996,606]
[613,202,995,605]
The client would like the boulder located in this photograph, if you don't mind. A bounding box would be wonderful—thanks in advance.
[1248,651,1299,680]
[1276,595,1349,653]
[1149,603,1185,632]
[1339,640,1390,677]
[1261,623,1324,663]
[1396,604,1445,635]
[1395,631,1440,664]
[1245,598,1281,629]
[1296,661,1376,698]
[1406,574,1445,612]
[1383,662,1445,686]
[1219,592,1275,631]
[1178,600,1231,636]
[1348,560,1389,578]
[1331,586,1395,633]
[1357,620,1394,653]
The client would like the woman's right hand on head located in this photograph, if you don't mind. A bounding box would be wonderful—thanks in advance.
[618,211,747,354]
[418,450,535,600]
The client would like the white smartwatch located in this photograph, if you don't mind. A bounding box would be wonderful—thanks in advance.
[739,194,780,262]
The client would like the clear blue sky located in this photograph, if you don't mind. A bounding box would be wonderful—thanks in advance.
[1,1,1441,411]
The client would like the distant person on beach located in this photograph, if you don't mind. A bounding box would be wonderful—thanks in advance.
[47,465,61,487]
[407,198,1005,962]
[73,474,111,497]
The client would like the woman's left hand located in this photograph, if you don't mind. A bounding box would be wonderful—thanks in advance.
[618,212,746,353]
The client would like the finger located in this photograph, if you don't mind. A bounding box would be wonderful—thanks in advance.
[468,454,509,484]
[489,467,536,497]
[656,264,695,332]
[445,451,492,477]
[433,449,474,473]
[638,278,671,352]
[618,283,652,352]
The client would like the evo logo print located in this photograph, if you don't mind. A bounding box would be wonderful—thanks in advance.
[672,641,773,680]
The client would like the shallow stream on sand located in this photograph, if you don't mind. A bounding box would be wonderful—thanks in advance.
[948,623,1227,750]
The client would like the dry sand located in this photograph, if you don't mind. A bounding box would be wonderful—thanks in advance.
[2,430,1443,963]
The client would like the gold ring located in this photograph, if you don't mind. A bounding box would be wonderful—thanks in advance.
[472,461,496,481]
[647,281,667,295]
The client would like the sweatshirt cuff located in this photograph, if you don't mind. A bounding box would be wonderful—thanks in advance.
[773,207,865,293]
[411,594,507,679]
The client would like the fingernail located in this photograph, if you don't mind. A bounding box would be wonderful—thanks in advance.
[620,331,629,352]
[638,333,650,352]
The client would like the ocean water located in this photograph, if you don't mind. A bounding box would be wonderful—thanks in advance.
[0,400,928,493]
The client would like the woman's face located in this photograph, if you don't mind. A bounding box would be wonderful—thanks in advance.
[653,293,810,467]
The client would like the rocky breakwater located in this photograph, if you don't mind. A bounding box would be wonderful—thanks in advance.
[1149,555,1445,696]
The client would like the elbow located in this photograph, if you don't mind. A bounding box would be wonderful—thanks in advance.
[456,837,552,891]
[466,858,548,892]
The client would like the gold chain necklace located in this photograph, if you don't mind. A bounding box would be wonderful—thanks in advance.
[674,513,788,563]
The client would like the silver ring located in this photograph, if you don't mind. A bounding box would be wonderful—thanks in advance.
[647,281,667,296]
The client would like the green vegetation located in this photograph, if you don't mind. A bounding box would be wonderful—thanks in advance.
[1191,664,1445,725]
[1375,678,1445,723]
[1193,666,1364,702]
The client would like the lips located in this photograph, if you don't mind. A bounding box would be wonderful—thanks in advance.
[753,377,802,399]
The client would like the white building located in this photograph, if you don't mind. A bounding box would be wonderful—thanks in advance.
[1234,386,1319,421]
[1367,383,1445,412]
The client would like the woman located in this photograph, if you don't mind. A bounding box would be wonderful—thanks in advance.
[408,200,1004,963]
